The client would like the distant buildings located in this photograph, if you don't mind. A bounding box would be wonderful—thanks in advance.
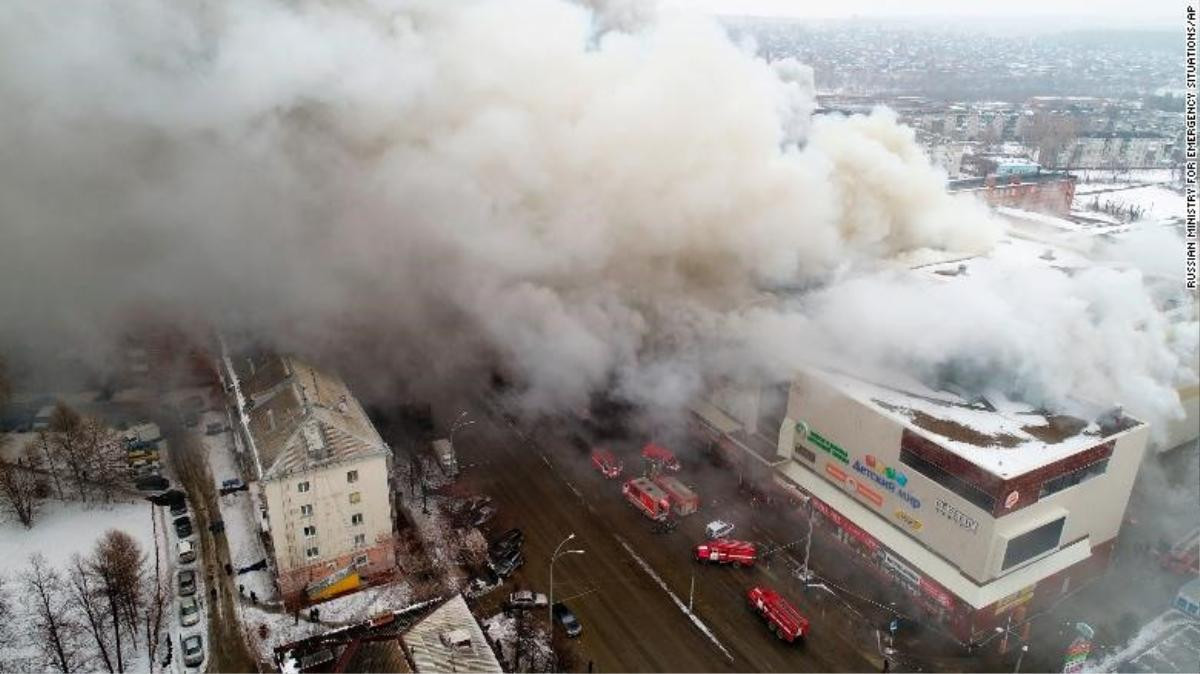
[221,353,395,608]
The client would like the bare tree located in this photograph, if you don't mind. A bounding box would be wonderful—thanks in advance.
[37,429,66,499]
[68,554,115,673]
[23,554,79,673]
[91,529,147,673]
[48,403,90,502]
[0,444,45,528]
[81,419,125,504]
[0,573,14,672]
[141,573,168,666]
[1022,112,1077,169]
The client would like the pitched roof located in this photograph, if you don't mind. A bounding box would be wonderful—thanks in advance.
[230,353,387,481]
[402,594,502,673]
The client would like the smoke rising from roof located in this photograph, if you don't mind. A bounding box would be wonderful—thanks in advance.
[0,0,1190,435]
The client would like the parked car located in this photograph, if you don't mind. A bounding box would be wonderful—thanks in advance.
[205,422,225,436]
[173,516,193,539]
[178,539,196,564]
[178,569,196,596]
[182,634,204,667]
[491,549,524,578]
[590,448,623,479]
[506,590,549,610]
[705,519,735,540]
[135,475,170,492]
[170,500,188,518]
[489,529,524,558]
[219,478,247,496]
[179,595,200,627]
[552,602,582,637]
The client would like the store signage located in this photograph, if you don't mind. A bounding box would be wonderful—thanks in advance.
[920,577,954,610]
[883,552,921,586]
[852,456,922,509]
[797,421,849,464]
[1062,636,1092,673]
[1004,490,1020,509]
[935,498,979,533]
[828,463,885,508]
[894,509,923,532]
[994,584,1035,615]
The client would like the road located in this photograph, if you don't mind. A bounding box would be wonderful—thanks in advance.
[443,400,882,673]
[166,420,259,673]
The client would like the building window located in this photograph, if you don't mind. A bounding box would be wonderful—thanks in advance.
[297,481,310,493]
[300,504,313,518]
[353,554,369,568]
[351,513,363,526]
[900,448,995,512]
[303,525,316,538]
[349,491,362,504]
[347,470,359,483]
[353,533,366,548]
[1039,459,1108,499]
[305,546,319,559]
[1002,517,1066,570]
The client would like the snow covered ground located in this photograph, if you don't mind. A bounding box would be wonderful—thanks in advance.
[1085,610,1200,673]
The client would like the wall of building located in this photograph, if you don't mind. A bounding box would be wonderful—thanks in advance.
[262,453,395,600]
[782,371,1148,585]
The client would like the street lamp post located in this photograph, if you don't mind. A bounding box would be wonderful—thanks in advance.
[1014,645,1028,674]
[549,533,586,625]
[800,503,815,584]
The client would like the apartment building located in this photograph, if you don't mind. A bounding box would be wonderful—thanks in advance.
[222,353,395,607]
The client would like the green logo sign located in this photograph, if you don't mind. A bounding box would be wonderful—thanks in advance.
[796,421,849,464]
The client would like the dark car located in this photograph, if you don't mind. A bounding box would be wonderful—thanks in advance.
[169,499,189,518]
[552,602,582,637]
[489,528,524,557]
[135,475,170,492]
[177,569,196,597]
[491,549,524,578]
[173,516,193,539]
[219,478,248,496]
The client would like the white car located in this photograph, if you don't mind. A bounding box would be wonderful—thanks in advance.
[179,595,200,627]
[705,520,734,540]
[178,539,196,564]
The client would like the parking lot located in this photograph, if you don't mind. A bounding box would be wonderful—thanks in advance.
[435,400,885,672]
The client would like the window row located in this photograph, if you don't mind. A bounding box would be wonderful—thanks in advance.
[899,448,996,512]
[302,534,370,561]
[1039,459,1108,499]
[297,509,365,526]
[296,470,360,493]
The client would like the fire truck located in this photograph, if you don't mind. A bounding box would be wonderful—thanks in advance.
[622,477,671,521]
[1160,527,1200,575]
[641,443,680,471]
[747,586,809,642]
[591,449,623,479]
[652,475,699,516]
[695,539,757,566]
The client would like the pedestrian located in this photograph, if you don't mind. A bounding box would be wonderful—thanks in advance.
[225,562,233,576]
[239,583,245,597]
[312,607,320,622]
[250,590,258,605]
[882,658,890,673]
[588,660,594,673]
[294,610,300,625]
[211,586,217,600]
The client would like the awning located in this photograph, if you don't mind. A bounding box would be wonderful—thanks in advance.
[780,462,1092,610]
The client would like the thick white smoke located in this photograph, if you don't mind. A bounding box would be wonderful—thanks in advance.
[0,0,1188,434]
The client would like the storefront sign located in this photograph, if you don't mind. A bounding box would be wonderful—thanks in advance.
[811,496,879,551]
[797,421,849,464]
[826,463,848,483]
[852,457,923,509]
[894,509,923,532]
[994,584,1036,615]
[920,577,954,610]
[1062,636,1092,673]
[884,551,921,586]
[935,498,979,533]
[851,479,884,508]
[1005,490,1020,509]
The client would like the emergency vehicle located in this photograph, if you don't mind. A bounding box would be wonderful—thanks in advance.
[1160,526,1200,575]
[591,449,623,479]
[652,475,699,516]
[747,586,809,642]
[695,539,757,566]
[622,477,671,521]
[641,443,680,471]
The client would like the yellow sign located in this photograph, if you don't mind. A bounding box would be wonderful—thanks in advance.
[894,510,923,532]
[306,568,361,601]
[994,584,1035,615]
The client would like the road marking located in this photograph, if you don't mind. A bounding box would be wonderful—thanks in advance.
[616,535,734,663]
[565,480,584,500]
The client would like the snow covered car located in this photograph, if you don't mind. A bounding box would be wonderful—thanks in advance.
[505,590,549,610]
[182,634,204,668]
[177,569,196,597]
[179,595,200,627]
[590,449,623,478]
[178,539,196,564]
[705,519,735,539]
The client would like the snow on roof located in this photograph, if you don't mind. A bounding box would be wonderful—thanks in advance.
[402,594,502,673]
[811,367,1139,478]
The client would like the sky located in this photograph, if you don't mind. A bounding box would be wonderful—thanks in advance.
[664,0,1180,29]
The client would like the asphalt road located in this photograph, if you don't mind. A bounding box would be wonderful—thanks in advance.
[449,401,881,673]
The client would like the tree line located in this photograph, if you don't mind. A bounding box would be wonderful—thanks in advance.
[0,530,168,673]
[0,402,131,528]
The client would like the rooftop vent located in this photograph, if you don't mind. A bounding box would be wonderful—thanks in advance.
[439,628,472,652]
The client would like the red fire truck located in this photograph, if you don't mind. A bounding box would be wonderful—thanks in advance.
[695,539,757,566]
[591,449,623,479]
[1161,527,1200,575]
[641,443,680,471]
[653,475,699,516]
[622,477,671,521]
[747,586,809,642]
